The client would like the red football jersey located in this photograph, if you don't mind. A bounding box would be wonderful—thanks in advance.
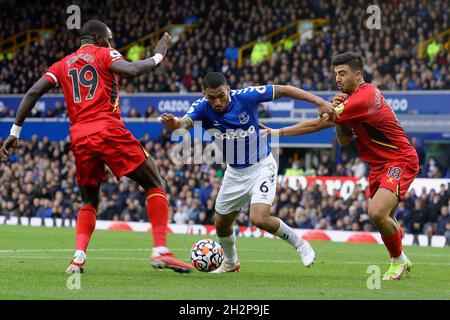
[333,83,418,167]
[42,44,124,142]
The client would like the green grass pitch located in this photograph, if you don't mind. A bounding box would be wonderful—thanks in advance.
[0,225,449,300]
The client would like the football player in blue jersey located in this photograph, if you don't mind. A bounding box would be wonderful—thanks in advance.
[160,72,334,272]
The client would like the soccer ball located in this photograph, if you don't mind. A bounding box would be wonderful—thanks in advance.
[190,239,224,272]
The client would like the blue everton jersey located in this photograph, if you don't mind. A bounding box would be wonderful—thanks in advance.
[184,85,275,169]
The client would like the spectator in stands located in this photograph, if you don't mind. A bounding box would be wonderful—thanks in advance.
[352,157,367,178]
[173,208,189,225]
[410,199,425,244]
[145,105,159,118]
[225,39,239,62]
[424,156,444,178]
[127,43,145,62]
[319,152,333,176]
[296,208,314,229]
[122,199,143,222]
[411,136,426,172]
[437,206,449,236]
[426,38,443,63]
[440,184,449,205]
[128,107,141,118]
[277,32,295,53]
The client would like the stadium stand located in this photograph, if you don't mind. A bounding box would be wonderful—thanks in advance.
[0,0,449,93]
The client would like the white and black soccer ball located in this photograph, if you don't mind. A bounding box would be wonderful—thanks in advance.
[190,239,224,272]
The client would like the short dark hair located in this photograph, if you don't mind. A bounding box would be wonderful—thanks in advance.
[80,20,109,39]
[202,72,227,89]
[331,52,363,71]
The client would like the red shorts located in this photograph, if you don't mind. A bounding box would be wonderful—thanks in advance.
[368,161,419,200]
[70,127,149,187]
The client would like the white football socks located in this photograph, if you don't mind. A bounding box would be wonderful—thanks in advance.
[217,232,238,262]
[152,246,169,256]
[75,250,85,257]
[274,218,303,248]
[392,251,407,263]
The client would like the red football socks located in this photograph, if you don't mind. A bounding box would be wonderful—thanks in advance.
[381,229,403,258]
[75,205,97,252]
[146,188,169,248]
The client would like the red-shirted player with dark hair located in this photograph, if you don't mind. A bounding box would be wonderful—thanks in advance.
[1,20,193,274]
[261,52,419,281]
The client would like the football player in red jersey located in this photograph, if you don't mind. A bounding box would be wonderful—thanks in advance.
[261,52,419,281]
[1,20,193,274]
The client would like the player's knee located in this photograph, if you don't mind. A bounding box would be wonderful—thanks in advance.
[368,205,388,224]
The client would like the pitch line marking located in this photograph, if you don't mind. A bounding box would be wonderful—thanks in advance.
[0,248,448,258]
[1,255,449,266]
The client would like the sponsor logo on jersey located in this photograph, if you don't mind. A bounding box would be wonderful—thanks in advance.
[213,125,256,140]
[231,86,267,96]
[109,50,122,60]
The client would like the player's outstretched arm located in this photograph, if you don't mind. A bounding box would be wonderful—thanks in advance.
[260,117,335,137]
[1,77,54,161]
[274,85,335,120]
[110,32,171,77]
[159,113,193,131]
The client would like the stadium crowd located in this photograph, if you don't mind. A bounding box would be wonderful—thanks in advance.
[0,133,449,244]
[0,0,449,94]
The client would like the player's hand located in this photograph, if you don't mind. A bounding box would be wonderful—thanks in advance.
[332,92,348,106]
[154,32,171,58]
[159,113,180,130]
[318,101,336,122]
[1,135,18,161]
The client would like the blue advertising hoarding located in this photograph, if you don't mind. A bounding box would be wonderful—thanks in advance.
[0,119,335,147]
[0,91,449,119]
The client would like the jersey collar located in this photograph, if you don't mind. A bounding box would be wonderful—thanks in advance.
[79,44,95,49]
[354,80,365,92]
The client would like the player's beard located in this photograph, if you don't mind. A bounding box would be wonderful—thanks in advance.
[339,82,356,95]
[214,98,230,114]
[214,106,227,114]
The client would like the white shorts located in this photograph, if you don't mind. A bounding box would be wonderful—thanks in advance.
[215,153,278,215]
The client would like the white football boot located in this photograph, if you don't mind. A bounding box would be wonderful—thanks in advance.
[66,251,87,274]
[296,240,316,267]
[210,258,240,273]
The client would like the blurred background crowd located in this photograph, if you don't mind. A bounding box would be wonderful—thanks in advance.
[0,133,448,242]
[0,0,449,94]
